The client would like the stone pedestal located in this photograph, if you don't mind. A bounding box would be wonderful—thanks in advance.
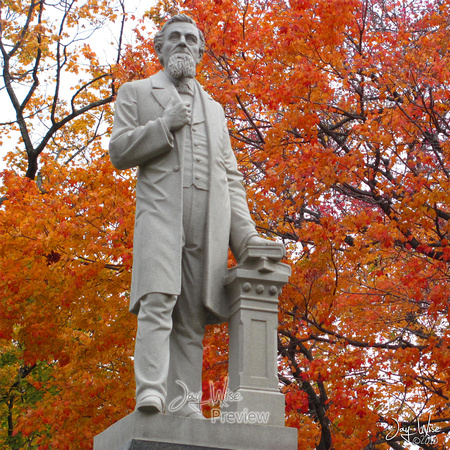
[223,245,291,427]
[93,411,297,450]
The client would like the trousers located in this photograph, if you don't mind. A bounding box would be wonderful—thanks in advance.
[134,186,208,415]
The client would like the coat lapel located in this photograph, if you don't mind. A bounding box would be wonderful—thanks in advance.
[150,70,180,108]
[150,71,186,170]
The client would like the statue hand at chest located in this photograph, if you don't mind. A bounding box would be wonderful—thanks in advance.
[162,97,191,131]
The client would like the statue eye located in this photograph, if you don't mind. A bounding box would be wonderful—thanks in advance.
[186,35,197,44]
[169,32,181,42]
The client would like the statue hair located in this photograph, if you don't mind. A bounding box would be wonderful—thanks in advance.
[154,14,205,56]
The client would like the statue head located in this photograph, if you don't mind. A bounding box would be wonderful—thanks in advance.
[154,14,205,78]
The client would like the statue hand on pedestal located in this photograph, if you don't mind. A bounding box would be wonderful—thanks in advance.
[246,235,286,258]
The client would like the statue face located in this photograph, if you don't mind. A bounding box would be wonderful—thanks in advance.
[158,22,203,70]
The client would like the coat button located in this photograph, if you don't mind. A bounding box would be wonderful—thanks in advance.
[173,165,180,172]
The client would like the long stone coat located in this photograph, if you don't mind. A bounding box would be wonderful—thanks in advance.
[109,71,257,322]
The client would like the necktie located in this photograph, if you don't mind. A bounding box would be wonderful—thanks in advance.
[176,83,194,96]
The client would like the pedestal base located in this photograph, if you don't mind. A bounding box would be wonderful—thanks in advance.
[222,388,286,427]
[93,412,298,450]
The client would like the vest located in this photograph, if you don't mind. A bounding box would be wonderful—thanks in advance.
[179,84,209,191]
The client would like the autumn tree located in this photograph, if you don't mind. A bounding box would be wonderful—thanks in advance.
[0,1,140,448]
[2,0,450,449]
[117,0,450,448]
[0,0,127,179]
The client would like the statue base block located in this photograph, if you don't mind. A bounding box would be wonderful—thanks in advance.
[93,412,297,450]
[221,388,286,427]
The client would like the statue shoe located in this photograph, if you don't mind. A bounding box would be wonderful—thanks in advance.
[136,395,164,414]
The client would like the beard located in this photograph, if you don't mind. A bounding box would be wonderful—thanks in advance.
[166,53,196,79]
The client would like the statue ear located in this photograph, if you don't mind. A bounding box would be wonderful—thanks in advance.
[155,45,164,66]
